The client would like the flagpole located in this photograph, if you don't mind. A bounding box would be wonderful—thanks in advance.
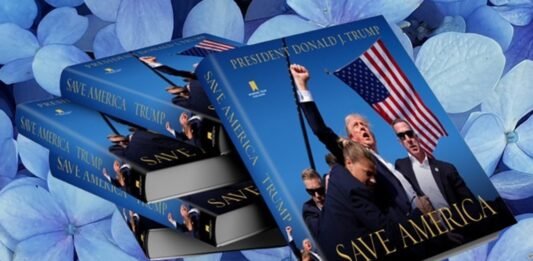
[281,38,316,170]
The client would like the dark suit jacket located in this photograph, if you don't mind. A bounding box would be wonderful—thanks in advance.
[395,157,475,207]
[318,165,399,260]
[300,102,412,215]
[302,199,321,238]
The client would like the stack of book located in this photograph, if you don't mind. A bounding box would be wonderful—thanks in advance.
[16,34,286,259]
[17,16,517,260]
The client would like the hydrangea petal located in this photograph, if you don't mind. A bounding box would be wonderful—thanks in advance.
[0,241,11,261]
[491,170,533,200]
[0,177,11,191]
[183,0,244,42]
[415,32,504,113]
[0,220,17,250]
[504,23,533,74]
[0,57,34,84]
[116,0,173,51]
[240,246,292,260]
[75,15,112,53]
[247,14,319,44]
[16,134,49,180]
[432,0,486,17]
[0,93,15,120]
[466,6,514,51]
[13,79,55,104]
[487,217,533,261]
[432,16,466,35]
[0,139,17,179]
[491,0,533,6]
[14,232,73,261]
[32,44,91,96]
[110,209,147,260]
[0,0,37,29]
[482,60,533,130]
[44,0,83,8]
[493,4,533,26]
[0,176,47,192]
[462,112,507,176]
[517,117,533,157]
[48,174,115,226]
[448,242,488,261]
[0,23,39,64]
[94,24,126,59]
[0,185,67,240]
[503,119,533,173]
[0,109,12,140]
[37,7,88,45]
[85,0,121,22]
[245,0,287,21]
[76,219,140,261]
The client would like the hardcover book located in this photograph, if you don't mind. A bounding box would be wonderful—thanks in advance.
[196,16,516,260]
[60,34,240,155]
[16,98,246,203]
[49,151,281,251]
[114,206,286,260]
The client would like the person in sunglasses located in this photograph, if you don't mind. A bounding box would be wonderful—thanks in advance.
[300,168,325,238]
[392,119,475,242]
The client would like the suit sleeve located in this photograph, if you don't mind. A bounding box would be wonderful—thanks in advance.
[447,164,475,201]
[350,188,399,234]
[302,204,320,237]
[288,240,302,260]
[154,65,198,80]
[300,102,344,164]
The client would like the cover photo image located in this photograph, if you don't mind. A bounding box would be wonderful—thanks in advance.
[197,16,516,260]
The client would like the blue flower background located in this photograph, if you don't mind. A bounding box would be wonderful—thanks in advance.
[0,0,532,260]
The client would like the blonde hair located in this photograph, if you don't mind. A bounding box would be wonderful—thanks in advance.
[342,139,374,164]
[301,168,321,180]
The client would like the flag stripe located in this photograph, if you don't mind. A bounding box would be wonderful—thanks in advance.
[362,54,439,147]
[199,39,235,50]
[375,40,447,135]
[364,45,443,140]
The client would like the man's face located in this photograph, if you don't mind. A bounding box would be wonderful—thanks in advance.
[303,239,313,252]
[303,178,325,206]
[346,158,376,188]
[347,116,375,149]
[393,122,423,158]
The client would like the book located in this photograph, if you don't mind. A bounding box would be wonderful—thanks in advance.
[49,151,281,250]
[114,206,286,260]
[196,16,517,260]
[59,34,240,155]
[16,98,246,203]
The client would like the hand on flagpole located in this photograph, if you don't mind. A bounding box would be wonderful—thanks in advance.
[289,64,310,91]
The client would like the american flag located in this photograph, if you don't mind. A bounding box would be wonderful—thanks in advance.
[179,39,235,57]
[333,39,447,153]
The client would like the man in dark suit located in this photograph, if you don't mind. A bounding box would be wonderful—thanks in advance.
[168,204,201,238]
[300,168,325,238]
[289,64,431,218]
[318,140,402,260]
[393,118,476,246]
[285,226,322,261]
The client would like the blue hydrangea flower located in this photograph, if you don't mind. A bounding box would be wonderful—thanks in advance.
[0,0,37,29]
[487,214,533,261]
[109,209,149,260]
[491,170,533,200]
[240,247,293,260]
[415,32,505,114]
[490,0,533,26]
[0,7,91,95]
[0,110,17,189]
[182,0,244,42]
[16,134,50,180]
[247,0,422,44]
[462,60,533,175]
[425,0,514,51]
[0,173,135,260]
[85,0,173,58]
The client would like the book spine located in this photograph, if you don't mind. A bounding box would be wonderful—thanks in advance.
[196,57,311,243]
[49,151,180,231]
[16,100,148,202]
[60,66,193,140]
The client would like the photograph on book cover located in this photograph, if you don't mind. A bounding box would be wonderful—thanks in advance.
[197,16,516,260]
[61,34,239,153]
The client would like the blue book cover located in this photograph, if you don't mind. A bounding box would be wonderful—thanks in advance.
[196,16,516,260]
[60,34,241,154]
[16,98,246,203]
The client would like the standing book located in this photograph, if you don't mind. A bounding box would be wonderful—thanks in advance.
[16,98,246,203]
[196,16,516,260]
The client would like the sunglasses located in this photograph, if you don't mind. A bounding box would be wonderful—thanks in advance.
[396,130,415,140]
[306,186,325,196]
